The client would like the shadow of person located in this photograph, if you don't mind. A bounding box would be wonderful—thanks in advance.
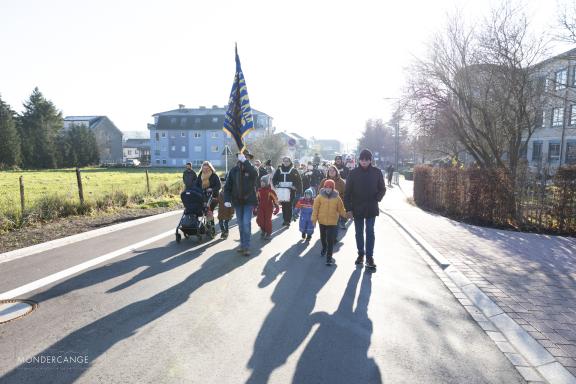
[292,269,382,383]
[246,242,336,384]
[0,248,257,384]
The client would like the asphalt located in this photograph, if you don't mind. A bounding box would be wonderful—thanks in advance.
[0,207,525,383]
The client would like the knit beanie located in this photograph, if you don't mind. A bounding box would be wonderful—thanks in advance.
[324,180,335,189]
[359,149,373,161]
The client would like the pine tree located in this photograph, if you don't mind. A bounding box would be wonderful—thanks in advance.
[18,87,63,169]
[56,125,100,167]
[0,95,21,167]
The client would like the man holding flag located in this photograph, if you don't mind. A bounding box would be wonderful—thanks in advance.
[222,44,258,256]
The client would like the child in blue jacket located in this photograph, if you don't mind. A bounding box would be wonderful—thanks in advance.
[295,188,315,241]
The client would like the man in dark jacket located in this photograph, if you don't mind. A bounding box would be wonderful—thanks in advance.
[334,155,349,180]
[272,156,302,226]
[224,150,258,256]
[344,149,386,269]
[182,162,197,189]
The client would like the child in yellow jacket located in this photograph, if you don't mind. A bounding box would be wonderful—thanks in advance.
[312,179,347,265]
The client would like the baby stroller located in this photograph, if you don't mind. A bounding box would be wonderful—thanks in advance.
[176,186,216,243]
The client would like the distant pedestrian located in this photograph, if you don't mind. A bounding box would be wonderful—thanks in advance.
[272,156,302,227]
[334,155,350,180]
[295,188,316,242]
[312,179,347,266]
[217,188,234,239]
[182,162,198,189]
[345,149,386,270]
[223,150,258,256]
[255,175,280,240]
[386,165,394,187]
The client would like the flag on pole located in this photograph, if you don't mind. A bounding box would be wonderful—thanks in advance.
[223,44,254,152]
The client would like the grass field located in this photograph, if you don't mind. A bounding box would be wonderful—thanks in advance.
[0,167,216,231]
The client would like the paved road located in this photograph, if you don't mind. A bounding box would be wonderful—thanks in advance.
[0,209,524,383]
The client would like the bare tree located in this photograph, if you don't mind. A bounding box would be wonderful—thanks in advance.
[248,133,287,166]
[405,4,548,179]
[557,1,576,43]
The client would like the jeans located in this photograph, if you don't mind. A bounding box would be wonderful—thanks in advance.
[319,224,337,257]
[235,205,254,249]
[219,219,229,232]
[354,217,376,258]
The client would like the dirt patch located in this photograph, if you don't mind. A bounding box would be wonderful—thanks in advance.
[0,206,182,254]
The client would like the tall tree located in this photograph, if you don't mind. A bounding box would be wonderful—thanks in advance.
[0,95,21,167]
[56,125,99,167]
[358,119,395,163]
[18,87,63,169]
[405,4,547,179]
[248,133,287,166]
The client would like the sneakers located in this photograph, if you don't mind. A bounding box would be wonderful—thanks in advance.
[301,232,306,240]
[320,248,326,257]
[355,255,364,265]
[365,257,376,269]
[305,234,312,242]
[326,256,334,266]
[243,249,251,257]
[220,231,228,240]
[236,247,245,253]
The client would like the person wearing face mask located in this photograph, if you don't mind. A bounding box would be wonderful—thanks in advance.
[272,156,302,226]
[223,150,258,256]
[312,179,347,266]
[344,149,386,270]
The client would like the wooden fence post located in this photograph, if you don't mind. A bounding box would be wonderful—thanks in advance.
[145,169,150,194]
[76,168,84,204]
[19,176,25,214]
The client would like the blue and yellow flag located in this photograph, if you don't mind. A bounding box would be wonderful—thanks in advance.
[223,44,254,152]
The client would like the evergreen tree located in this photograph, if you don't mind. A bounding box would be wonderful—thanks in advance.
[0,95,21,167]
[18,87,63,169]
[56,125,100,167]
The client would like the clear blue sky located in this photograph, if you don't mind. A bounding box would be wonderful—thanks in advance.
[0,0,571,150]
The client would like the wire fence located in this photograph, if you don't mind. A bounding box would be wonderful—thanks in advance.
[413,165,576,235]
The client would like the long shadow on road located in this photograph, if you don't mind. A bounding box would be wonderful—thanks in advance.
[1,247,258,384]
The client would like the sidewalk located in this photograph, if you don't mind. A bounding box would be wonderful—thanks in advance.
[382,178,576,380]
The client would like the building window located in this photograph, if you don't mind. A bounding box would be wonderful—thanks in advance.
[194,132,201,138]
[181,146,186,152]
[155,132,159,141]
[212,117,218,123]
[532,141,542,163]
[571,105,576,126]
[171,145,176,151]
[154,150,160,156]
[211,131,219,138]
[549,142,561,162]
[572,67,576,86]
[541,110,548,128]
[519,143,527,159]
[555,69,567,90]
[180,118,187,127]
[552,108,564,127]
[156,159,160,164]
[162,159,167,165]
[195,117,201,123]
[170,117,177,125]
[566,141,576,164]
[211,145,219,153]
[194,146,202,152]
[161,132,166,138]
[181,131,186,137]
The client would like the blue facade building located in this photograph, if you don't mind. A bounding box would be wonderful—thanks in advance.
[148,105,273,168]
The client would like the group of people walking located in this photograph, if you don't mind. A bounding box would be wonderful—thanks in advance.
[181,149,385,269]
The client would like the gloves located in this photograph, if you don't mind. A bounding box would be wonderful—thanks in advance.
[273,206,279,215]
[238,154,246,163]
[224,202,232,208]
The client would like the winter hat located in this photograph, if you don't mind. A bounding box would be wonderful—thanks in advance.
[359,149,373,161]
[304,188,315,198]
[324,180,335,189]
[260,174,271,187]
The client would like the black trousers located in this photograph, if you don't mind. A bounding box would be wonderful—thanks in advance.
[319,224,337,256]
[219,219,229,232]
[281,201,293,223]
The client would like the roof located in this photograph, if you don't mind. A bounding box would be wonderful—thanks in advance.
[151,106,272,131]
[64,116,102,123]
[124,139,149,147]
[153,106,271,118]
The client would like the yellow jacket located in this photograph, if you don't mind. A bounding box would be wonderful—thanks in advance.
[312,189,347,226]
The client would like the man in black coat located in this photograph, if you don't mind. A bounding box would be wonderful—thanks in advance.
[344,149,386,269]
[224,150,258,256]
[272,156,302,226]
[182,162,197,189]
[334,155,349,180]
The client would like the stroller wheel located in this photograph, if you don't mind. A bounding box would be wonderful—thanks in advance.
[176,233,182,243]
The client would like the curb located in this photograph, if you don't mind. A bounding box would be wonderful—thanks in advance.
[383,208,576,384]
[0,210,182,265]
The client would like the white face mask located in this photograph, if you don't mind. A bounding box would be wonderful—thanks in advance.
[325,188,333,194]
[307,166,313,170]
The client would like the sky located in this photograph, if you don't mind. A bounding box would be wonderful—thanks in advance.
[0,0,572,151]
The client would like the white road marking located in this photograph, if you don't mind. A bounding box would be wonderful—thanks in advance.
[0,230,174,300]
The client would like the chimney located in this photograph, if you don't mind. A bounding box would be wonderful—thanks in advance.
[178,104,185,109]
[212,105,219,109]
[199,106,206,109]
